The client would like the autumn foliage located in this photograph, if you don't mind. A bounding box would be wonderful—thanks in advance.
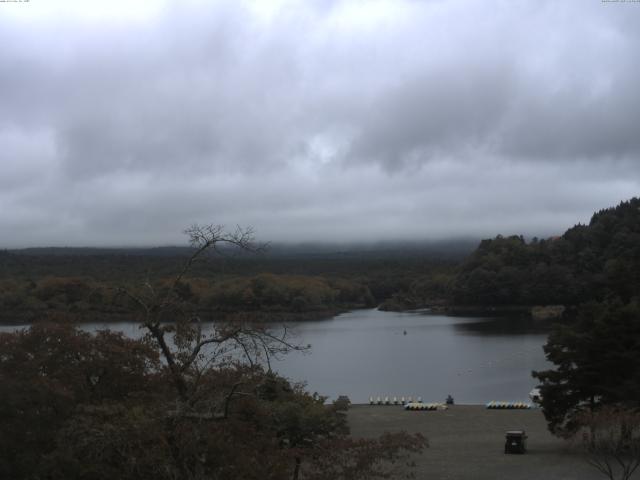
[0,225,425,479]
[0,323,425,479]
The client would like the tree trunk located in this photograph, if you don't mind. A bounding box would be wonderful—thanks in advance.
[292,456,301,480]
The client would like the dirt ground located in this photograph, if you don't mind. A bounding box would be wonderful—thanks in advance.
[347,405,612,480]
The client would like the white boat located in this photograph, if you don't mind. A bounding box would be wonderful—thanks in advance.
[529,388,542,403]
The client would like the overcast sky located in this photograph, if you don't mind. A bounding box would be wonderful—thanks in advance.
[1,0,639,247]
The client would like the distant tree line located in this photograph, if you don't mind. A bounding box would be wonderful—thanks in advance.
[0,245,459,323]
[0,274,378,324]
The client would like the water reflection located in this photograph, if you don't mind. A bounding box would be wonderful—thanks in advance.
[453,315,553,336]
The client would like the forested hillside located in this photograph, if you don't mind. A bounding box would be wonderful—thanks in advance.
[451,198,640,307]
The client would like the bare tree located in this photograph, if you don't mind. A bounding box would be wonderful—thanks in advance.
[12,224,426,480]
[577,406,640,480]
[118,224,307,408]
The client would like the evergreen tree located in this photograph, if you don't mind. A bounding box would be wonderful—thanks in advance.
[533,299,640,436]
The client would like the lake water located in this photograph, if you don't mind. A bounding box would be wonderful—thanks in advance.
[274,309,550,404]
[0,308,550,404]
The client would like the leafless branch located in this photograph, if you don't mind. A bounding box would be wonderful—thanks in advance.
[579,406,640,480]
[117,224,304,407]
[222,382,255,419]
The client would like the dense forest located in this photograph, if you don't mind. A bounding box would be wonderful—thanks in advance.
[0,243,463,324]
[451,198,640,306]
[383,198,640,312]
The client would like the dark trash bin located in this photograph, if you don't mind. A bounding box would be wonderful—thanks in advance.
[504,430,527,454]
[335,395,351,411]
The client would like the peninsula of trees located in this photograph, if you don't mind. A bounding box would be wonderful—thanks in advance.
[382,197,640,313]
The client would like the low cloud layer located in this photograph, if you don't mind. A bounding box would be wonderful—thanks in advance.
[1,0,639,247]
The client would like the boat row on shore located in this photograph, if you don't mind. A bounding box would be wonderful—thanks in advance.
[486,401,532,409]
[405,402,447,411]
[367,397,534,409]
[369,396,422,405]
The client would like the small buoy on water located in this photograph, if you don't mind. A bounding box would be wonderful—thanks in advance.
[403,330,407,335]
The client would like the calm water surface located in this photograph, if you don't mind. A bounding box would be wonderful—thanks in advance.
[1,309,549,404]
[272,309,549,404]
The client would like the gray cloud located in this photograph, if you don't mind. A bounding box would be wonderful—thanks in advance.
[346,63,515,169]
[0,0,639,247]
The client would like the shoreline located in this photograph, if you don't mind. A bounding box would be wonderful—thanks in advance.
[0,302,566,326]
[0,307,348,327]
[381,304,566,321]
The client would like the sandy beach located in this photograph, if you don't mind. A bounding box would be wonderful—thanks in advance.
[348,405,609,480]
